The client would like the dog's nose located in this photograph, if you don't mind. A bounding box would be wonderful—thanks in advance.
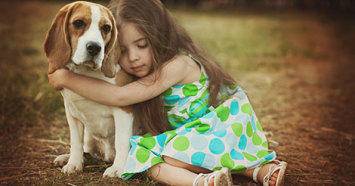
[86,42,101,56]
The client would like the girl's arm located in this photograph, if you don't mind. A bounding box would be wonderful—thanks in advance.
[48,55,195,107]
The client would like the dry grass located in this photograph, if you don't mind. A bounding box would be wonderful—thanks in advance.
[0,1,354,185]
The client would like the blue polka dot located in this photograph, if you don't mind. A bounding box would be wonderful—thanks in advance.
[173,85,184,88]
[209,138,225,155]
[226,133,238,148]
[230,149,244,160]
[213,129,227,137]
[230,100,239,115]
[164,95,180,105]
[178,129,189,135]
[191,152,206,167]
[130,141,137,155]
[215,122,229,131]
[264,152,275,161]
[246,141,259,154]
[178,97,191,107]
[191,135,208,151]
[131,135,140,140]
[173,152,190,164]
[235,115,250,125]
[251,116,257,130]
[202,111,215,119]
[124,157,136,172]
[202,154,215,169]
[156,133,167,147]
[238,134,247,150]
[236,89,247,100]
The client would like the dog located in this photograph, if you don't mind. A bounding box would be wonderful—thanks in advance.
[43,1,137,178]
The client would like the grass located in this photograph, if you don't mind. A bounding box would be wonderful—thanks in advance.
[0,1,354,185]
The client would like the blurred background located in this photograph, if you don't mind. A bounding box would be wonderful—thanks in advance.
[162,0,355,10]
[0,0,354,185]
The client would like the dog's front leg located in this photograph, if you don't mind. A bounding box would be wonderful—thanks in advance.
[62,105,85,174]
[103,109,133,178]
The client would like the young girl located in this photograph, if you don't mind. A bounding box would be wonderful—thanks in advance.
[48,0,287,185]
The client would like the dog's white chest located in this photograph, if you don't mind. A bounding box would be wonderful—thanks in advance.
[61,85,115,138]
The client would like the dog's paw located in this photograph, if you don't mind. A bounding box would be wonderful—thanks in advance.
[103,166,123,178]
[62,163,83,174]
[53,154,70,167]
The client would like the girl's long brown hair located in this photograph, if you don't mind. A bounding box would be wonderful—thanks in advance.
[108,0,236,135]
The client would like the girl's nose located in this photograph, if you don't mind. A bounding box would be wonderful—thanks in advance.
[128,50,139,62]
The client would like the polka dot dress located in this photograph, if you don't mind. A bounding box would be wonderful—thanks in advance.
[121,54,276,179]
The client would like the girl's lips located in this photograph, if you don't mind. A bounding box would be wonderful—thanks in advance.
[132,65,145,71]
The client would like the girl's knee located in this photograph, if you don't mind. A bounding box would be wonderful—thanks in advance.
[146,162,166,179]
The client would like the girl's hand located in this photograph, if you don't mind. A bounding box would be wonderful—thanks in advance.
[48,68,69,90]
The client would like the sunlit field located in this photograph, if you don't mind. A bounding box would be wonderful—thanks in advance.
[0,1,354,185]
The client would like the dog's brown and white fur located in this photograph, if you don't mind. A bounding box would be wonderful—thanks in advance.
[43,1,135,178]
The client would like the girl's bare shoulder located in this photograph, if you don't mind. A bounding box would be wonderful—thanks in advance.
[164,54,201,85]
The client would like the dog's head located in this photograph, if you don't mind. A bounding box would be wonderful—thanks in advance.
[43,1,119,78]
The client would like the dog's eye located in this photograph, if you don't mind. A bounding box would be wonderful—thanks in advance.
[73,20,86,29]
[102,24,111,34]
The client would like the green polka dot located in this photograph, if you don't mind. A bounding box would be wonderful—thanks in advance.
[173,136,190,151]
[252,132,262,146]
[180,108,188,114]
[164,88,172,96]
[196,124,210,133]
[216,106,230,122]
[165,130,177,135]
[165,131,178,146]
[221,153,234,168]
[199,73,207,85]
[229,85,237,90]
[151,157,164,166]
[182,84,198,96]
[260,160,270,166]
[212,167,222,171]
[256,150,269,158]
[241,103,252,116]
[246,122,253,137]
[256,121,263,132]
[136,148,150,163]
[185,119,201,128]
[262,141,268,149]
[165,105,174,112]
[231,123,243,137]
[140,137,156,150]
[232,165,247,173]
[242,152,257,161]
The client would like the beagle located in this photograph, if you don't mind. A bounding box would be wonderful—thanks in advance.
[43,1,137,178]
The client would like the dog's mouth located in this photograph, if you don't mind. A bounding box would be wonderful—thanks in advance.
[76,61,99,70]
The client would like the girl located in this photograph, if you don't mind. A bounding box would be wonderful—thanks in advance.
[48,0,287,185]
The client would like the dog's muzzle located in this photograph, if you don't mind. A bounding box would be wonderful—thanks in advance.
[86,41,101,57]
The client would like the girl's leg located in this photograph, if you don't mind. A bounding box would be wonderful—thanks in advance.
[146,156,219,186]
[163,156,211,174]
[147,162,198,186]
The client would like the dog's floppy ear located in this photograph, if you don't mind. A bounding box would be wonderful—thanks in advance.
[101,10,120,78]
[43,3,75,74]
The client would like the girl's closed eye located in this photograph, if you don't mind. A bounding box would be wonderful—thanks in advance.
[137,39,148,49]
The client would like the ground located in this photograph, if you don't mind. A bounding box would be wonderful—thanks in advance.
[0,1,354,185]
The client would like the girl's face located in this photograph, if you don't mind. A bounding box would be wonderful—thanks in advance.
[118,22,153,78]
